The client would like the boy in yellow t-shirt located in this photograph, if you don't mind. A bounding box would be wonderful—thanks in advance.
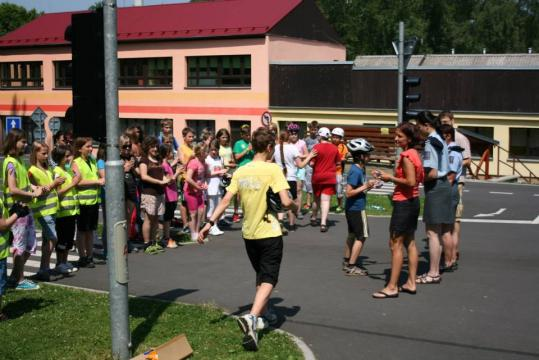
[199,127,297,352]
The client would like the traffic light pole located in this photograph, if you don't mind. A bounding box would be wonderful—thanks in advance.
[103,1,131,359]
[397,21,405,125]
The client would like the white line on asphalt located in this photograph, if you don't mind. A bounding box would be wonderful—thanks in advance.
[534,194,539,197]
[463,189,470,192]
[461,217,538,225]
[489,191,513,195]
[474,208,506,218]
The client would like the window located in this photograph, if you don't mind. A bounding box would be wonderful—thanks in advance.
[54,61,72,88]
[0,62,43,88]
[121,118,162,138]
[510,128,539,159]
[119,58,172,87]
[186,120,216,142]
[187,55,251,88]
[458,126,494,158]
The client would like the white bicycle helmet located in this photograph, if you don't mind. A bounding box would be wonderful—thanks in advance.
[331,127,345,138]
[318,127,331,139]
[346,138,374,154]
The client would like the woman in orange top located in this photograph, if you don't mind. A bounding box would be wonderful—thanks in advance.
[371,122,424,299]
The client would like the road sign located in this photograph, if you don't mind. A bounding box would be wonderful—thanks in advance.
[33,127,44,142]
[31,107,47,127]
[48,117,61,134]
[261,111,272,126]
[5,116,22,133]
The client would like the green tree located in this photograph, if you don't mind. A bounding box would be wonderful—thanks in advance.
[0,2,42,36]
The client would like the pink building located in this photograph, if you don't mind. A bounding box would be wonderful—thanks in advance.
[0,0,345,142]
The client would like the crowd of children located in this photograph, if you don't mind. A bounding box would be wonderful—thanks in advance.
[0,113,469,352]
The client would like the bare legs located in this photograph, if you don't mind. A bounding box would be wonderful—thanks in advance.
[250,283,274,316]
[142,212,158,244]
[77,231,94,259]
[345,234,365,267]
[377,233,418,295]
[10,252,30,283]
[425,224,452,277]
[311,193,331,226]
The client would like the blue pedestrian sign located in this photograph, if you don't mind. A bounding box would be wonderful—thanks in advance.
[5,116,22,134]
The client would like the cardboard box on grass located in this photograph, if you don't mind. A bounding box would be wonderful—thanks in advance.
[131,334,193,360]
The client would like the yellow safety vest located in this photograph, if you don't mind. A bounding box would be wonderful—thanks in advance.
[28,165,59,218]
[73,157,100,206]
[53,166,80,218]
[0,198,10,260]
[2,155,31,206]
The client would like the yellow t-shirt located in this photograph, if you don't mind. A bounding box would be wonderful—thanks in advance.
[226,161,289,240]
[180,144,194,165]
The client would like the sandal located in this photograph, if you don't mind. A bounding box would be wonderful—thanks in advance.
[416,273,441,284]
[372,291,398,299]
[310,218,318,227]
[320,224,328,233]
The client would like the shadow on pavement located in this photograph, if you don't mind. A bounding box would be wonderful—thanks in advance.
[229,297,301,328]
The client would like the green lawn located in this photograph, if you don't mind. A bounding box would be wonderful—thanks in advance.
[0,285,303,360]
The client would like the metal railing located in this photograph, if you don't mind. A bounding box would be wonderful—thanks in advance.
[471,144,538,183]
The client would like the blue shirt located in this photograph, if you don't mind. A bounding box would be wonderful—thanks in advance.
[422,130,449,178]
[345,164,366,212]
[448,141,463,182]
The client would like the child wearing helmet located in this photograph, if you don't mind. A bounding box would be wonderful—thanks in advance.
[287,123,308,219]
[342,138,376,276]
[331,127,348,213]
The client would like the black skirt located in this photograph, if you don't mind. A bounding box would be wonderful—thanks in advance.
[390,197,420,235]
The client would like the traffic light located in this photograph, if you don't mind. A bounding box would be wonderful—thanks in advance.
[403,75,421,121]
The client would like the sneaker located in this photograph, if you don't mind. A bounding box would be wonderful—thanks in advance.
[16,279,40,291]
[232,213,241,223]
[342,261,353,272]
[65,262,79,273]
[280,223,288,236]
[86,258,96,268]
[335,206,344,213]
[35,269,50,282]
[167,239,178,249]
[55,263,72,275]
[209,225,224,236]
[256,316,269,330]
[182,226,190,234]
[77,256,88,268]
[345,266,368,276]
[237,314,258,351]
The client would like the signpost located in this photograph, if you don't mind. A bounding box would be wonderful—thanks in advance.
[31,107,47,141]
[48,117,61,135]
[5,116,21,134]
[261,111,272,127]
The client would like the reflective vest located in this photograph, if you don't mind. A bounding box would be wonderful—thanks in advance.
[53,166,79,218]
[2,156,31,206]
[28,165,59,218]
[73,157,100,206]
[0,198,9,260]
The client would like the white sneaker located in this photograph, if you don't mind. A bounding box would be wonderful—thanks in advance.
[66,262,79,273]
[209,225,224,236]
[55,263,72,275]
[237,314,258,351]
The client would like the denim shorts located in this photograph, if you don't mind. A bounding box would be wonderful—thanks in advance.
[37,215,58,242]
[0,258,7,296]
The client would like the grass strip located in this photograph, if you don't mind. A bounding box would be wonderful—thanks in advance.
[0,284,303,360]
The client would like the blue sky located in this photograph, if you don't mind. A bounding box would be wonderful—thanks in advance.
[6,0,190,13]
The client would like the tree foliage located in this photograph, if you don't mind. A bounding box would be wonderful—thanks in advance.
[0,2,42,36]
[316,0,539,59]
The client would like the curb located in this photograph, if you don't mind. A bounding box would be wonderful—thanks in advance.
[44,282,316,359]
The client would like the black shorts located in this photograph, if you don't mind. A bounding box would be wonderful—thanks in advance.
[56,215,77,251]
[390,198,420,235]
[163,201,177,221]
[77,204,99,232]
[346,210,369,240]
[244,236,283,286]
[287,180,297,200]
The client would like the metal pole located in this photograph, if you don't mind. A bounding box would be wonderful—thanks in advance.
[397,21,404,125]
[103,1,130,359]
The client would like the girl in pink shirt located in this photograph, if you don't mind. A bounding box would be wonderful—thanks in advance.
[184,144,208,242]
[160,144,182,248]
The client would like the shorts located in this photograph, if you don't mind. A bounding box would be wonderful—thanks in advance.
[313,183,336,197]
[56,215,77,251]
[390,198,420,235]
[296,168,306,181]
[141,194,165,217]
[244,236,283,286]
[163,201,177,221]
[287,181,298,200]
[455,183,464,221]
[37,215,57,242]
[0,258,7,296]
[77,204,99,231]
[184,191,204,212]
[304,165,313,193]
[336,174,345,198]
[11,215,37,256]
[346,210,369,240]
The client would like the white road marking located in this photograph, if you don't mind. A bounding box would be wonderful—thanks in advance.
[461,216,539,225]
[463,189,470,192]
[489,191,513,195]
[534,194,539,197]
[474,208,506,218]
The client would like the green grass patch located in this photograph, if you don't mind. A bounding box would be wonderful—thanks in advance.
[0,285,303,360]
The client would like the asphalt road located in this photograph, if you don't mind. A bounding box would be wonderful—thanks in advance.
[49,181,539,360]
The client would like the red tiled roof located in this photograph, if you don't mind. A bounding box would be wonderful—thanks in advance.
[0,0,302,48]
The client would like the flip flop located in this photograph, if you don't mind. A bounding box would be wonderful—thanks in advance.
[416,274,441,284]
[398,286,417,295]
[372,291,399,299]
[310,218,318,227]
